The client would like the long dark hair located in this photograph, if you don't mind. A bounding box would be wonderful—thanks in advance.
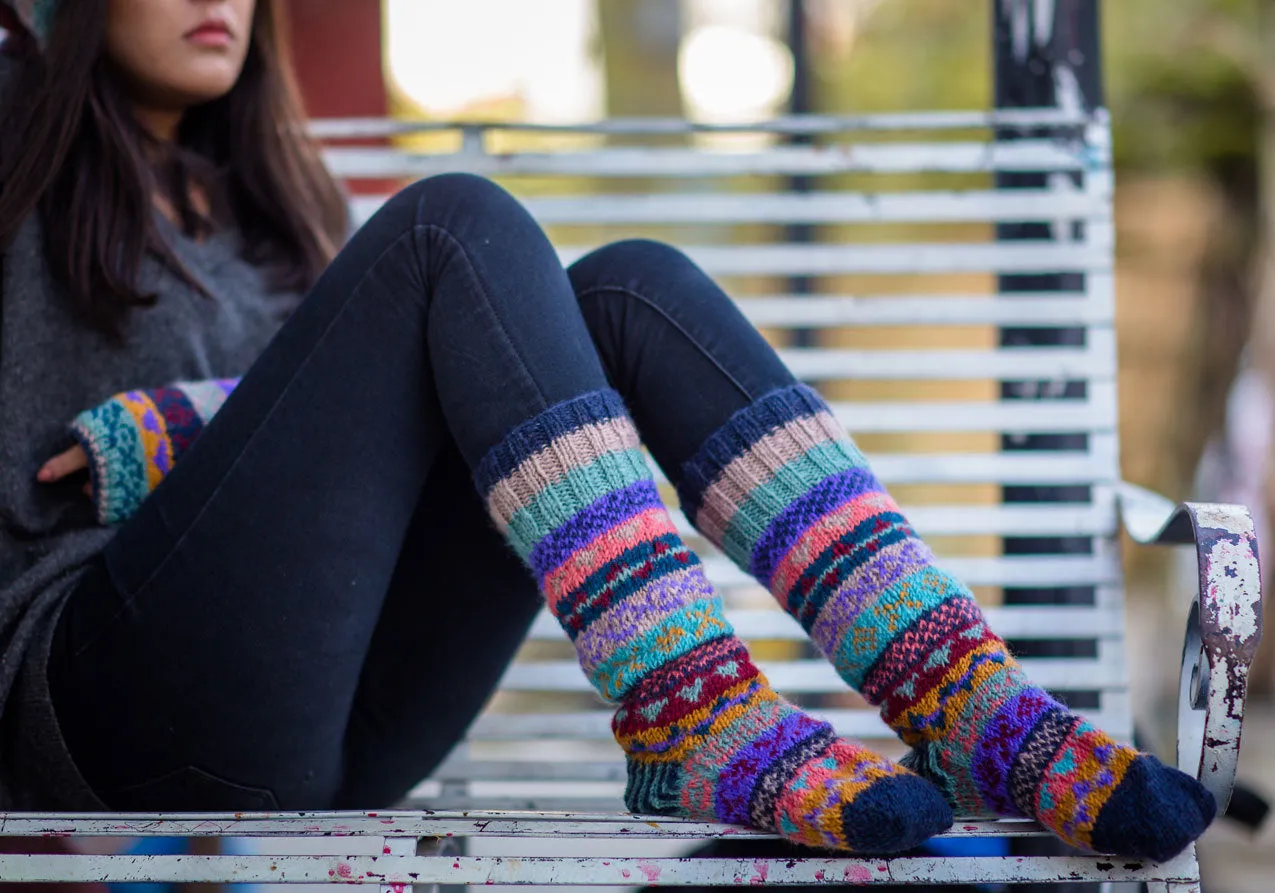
[0,0,348,339]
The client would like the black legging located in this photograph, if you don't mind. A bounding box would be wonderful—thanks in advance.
[48,173,797,810]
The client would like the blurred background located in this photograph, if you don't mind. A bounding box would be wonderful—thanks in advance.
[2,0,1269,889]
[283,1,1274,887]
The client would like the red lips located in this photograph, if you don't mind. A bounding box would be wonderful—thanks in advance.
[184,19,232,47]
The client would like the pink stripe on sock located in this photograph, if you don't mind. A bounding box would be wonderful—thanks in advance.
[693,411,844,545]
[486,416,643,526]
[769,490,902,602]
[542,507,680,604]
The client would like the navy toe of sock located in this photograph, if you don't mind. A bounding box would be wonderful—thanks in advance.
[1089,755,1217,863]
[840,773,954,854]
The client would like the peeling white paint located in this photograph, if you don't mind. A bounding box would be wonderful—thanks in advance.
[0,850,1203,886]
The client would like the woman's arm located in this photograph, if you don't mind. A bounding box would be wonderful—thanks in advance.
[70,379,238,524]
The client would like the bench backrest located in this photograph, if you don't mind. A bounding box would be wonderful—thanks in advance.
[316,110,1122,811]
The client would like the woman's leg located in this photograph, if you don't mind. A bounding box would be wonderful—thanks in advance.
[49,177,944,852]
[332,443,541,808]
[48,173,603,810]
[568,239,1214,862]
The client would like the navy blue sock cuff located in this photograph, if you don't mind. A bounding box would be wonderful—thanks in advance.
[677,383,830,520]
[473,389,630,497]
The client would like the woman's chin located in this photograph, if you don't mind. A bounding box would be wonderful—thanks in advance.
[164,67,244,107]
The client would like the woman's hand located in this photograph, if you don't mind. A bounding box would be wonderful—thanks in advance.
[37,445,93,498]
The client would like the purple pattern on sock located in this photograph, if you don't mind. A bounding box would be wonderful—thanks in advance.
[714,710,830,825]
[807,538,935,658]
[971,688,1058,815]
[572,567,717,676]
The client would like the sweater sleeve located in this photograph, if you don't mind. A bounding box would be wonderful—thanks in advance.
[70,379,238,525]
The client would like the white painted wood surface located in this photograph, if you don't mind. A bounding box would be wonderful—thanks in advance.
[0,812,1196,886]
[325,140,1093,179]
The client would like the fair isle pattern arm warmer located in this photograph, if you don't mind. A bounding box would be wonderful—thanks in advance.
[678,383,1215,863]
[475,389,952,853]
[71,379,238,525]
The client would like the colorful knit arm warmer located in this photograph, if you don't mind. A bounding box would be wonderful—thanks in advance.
[70,379,238,525]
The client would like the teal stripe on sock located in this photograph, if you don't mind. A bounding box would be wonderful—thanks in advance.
[720,438,870,566]
[833,567,962,689]
[588,598,733,701]
[505,447,652,557]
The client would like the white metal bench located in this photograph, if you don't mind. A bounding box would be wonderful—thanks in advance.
[0,107,1262,891]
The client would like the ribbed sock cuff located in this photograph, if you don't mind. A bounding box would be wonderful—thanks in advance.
[476,389,665,570]
[678,384,834,519]
[475,389,633,496]
[676,384,874,571]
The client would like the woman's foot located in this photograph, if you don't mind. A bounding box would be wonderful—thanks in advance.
[678,384,1216,861]
[477,389,951,853]
[616,636,952,853]
[869,588,1215,861]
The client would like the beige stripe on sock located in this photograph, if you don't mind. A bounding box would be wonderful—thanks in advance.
[486,416,643,526]
[694,410,845,545]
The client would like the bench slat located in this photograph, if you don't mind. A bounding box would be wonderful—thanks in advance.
[351,189,1108,228]
[775,330,1114,381]
[312,107,1094,138]
[325,141,1092,180]
[557,242,1109,276]
[0,851,1195,886]
[0,811,1044,839]
[823,390,1116,434]
[737,293,1112,327]
[674,491,1117,538]
[652,437,1119,486]
[532,189,1109,224]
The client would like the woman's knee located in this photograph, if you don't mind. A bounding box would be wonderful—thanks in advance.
[569,238,687,286]
[568,238,731,318]
[386,172,523,229]
[342,173,536,308]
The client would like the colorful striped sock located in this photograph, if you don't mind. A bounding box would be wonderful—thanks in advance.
[678,384,1216,862]
[475,390,952,853]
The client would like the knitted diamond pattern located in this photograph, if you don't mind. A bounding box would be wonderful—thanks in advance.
[678,383,1216,862]
[475,389,952,853]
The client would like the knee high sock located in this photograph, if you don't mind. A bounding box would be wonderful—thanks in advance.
[676,384,1215,862]
[474,389,952,853]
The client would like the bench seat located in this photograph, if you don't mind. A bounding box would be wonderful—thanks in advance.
[1,108,1261,893]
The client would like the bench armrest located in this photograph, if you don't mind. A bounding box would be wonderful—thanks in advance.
[1117,482,1264,813]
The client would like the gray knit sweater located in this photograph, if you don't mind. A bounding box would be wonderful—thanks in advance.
[0,49,301,808]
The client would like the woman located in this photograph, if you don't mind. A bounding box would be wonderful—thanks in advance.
[0,0,1212,862]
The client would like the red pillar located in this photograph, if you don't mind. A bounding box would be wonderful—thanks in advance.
[285,0,387,119]
[284,0,395,198]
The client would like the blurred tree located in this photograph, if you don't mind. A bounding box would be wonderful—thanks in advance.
[597,0,683,116]
[807,0,987,112]
[1108,0,1273,696]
